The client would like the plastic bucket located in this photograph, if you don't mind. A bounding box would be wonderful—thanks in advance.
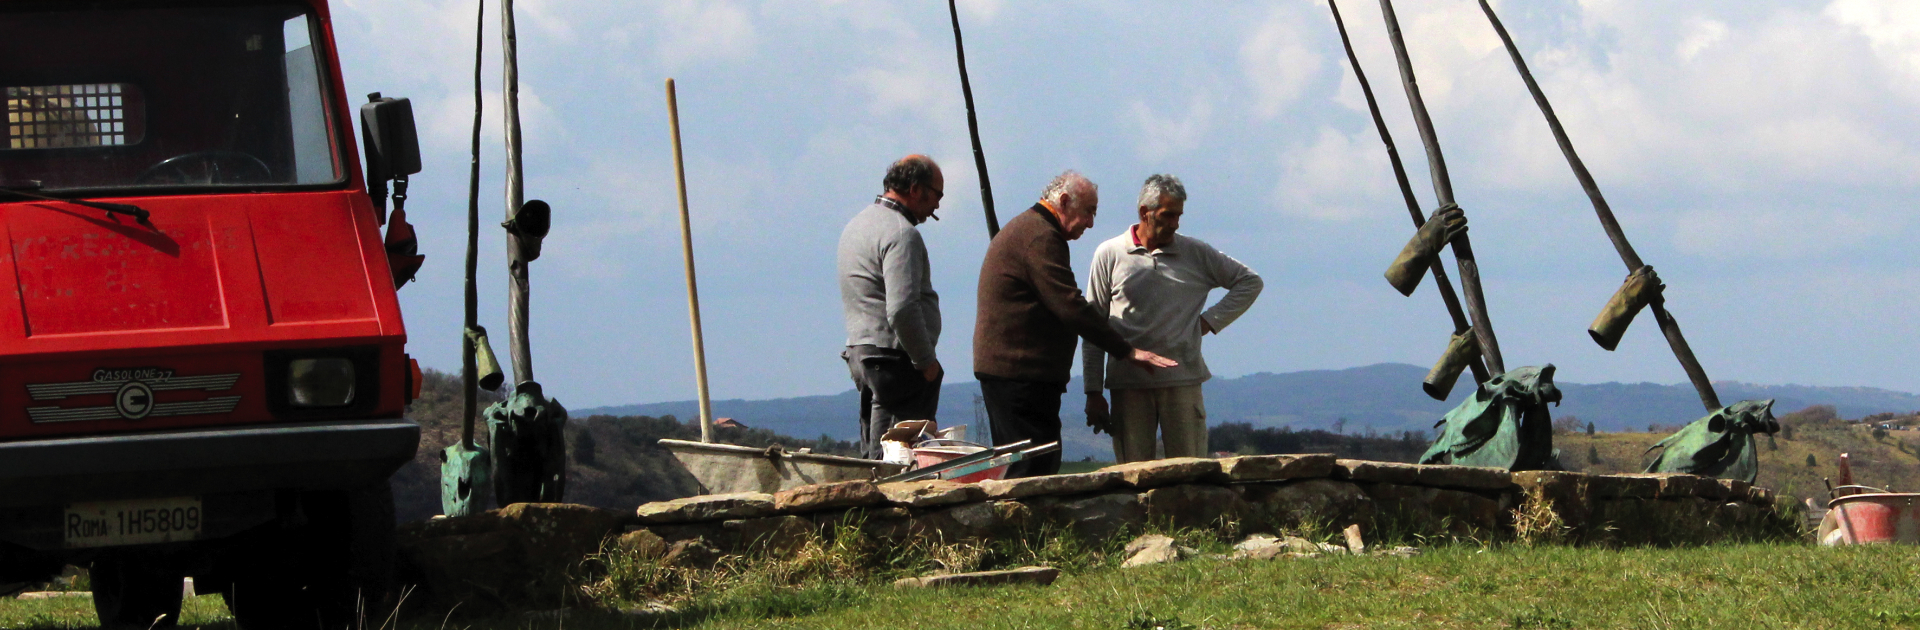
[911,445,1008,484]
[1827,493,1920,544]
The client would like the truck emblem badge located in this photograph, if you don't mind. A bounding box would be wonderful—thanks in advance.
[25,369,241,423]
[114,381,155,420]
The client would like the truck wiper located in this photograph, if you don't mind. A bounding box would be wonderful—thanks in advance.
[0,182,153,226]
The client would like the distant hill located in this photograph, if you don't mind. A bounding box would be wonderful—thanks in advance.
[577,363,1920,461]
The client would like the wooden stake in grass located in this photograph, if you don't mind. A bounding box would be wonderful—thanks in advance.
[1477,0,1721,411]
[666,79,715,443]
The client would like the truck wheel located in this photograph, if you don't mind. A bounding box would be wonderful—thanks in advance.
[223,483,396,630]
[92,555,183,630]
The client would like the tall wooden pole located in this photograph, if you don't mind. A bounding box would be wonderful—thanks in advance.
[666,79,715,443]
[461,0,485,447]
[947,0,999,238]
[1328,0,1487,385]
[1378,0,1506,375]
[1478,0,1720,410]
[501,0,534,385]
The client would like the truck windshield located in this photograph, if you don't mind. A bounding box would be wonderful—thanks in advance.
[0,3,341,193]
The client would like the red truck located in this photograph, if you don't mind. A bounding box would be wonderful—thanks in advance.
[0,1,423,627]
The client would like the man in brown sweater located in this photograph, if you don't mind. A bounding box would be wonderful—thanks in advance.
[974,171,1177,477]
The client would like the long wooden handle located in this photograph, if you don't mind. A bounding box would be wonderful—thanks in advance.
[1328,0,1487,385]
[1379,0,1505,375]
[461,0,486,448]
[502,0,534,385]
[947,0,999,239]
[1478,0,1720,410]
[666,79,715,443]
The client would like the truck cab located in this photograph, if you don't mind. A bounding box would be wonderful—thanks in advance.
[0,0,420,626]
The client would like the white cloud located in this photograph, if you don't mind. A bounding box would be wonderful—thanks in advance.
[1127,96,1213,163]
[1274,127,1394,221]
[1677,19,1729,61]
[1240,7,1324,119]
[655,0,756,70]
[1671,206,1887,261]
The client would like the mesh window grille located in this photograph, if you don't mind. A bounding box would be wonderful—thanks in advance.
[5,83,137,149]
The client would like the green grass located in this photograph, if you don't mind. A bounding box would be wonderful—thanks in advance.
[9,544,1919,629]
[0,593,234,630]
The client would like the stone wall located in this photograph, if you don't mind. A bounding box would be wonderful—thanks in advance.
[395,455,1785,611]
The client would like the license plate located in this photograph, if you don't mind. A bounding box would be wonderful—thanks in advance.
[64,497,202,548]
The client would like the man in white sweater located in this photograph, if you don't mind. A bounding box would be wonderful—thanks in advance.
[1083,174,1263,462]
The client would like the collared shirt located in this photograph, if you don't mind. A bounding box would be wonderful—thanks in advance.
[838,201,940,367]
[1082,227,1263,391]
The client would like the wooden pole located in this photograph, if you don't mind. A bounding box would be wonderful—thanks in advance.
[1477,0,1720,410]
[1378,0,1506,375]
[665,79,715,443]
[461,0,485,448]
[1328,0,1487,385]
[502,0,534,385]
[947,0,999,238]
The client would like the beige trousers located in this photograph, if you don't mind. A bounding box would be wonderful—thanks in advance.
[1109,384,1207,464]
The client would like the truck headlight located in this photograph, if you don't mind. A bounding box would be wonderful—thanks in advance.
[289,358,356,407]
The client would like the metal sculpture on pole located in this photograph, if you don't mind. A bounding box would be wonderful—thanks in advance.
[1326,0,1487,399]
[486,0,568,505]
[1476,0,1722,411]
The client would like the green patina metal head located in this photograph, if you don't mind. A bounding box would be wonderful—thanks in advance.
[1644,399,1779,484]
[1420,364,1563,471]
[440,441,491,517]
[486,380,570,505]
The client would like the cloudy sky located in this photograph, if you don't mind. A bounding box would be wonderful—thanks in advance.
[328,0,1920,411]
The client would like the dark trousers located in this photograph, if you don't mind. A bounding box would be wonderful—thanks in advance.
[844,345,941,459]
[977,373,1064,478]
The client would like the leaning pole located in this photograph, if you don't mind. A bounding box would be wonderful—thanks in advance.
[1378,0,1506,375]
[1477,0,1721,410]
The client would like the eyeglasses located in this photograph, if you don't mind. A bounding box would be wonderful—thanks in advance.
[922,183,944,201]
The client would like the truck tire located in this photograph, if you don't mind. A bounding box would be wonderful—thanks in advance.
[222,483,396,630]
[92,554,184,630]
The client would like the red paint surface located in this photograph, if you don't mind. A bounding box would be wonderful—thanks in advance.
[0,0,409,440]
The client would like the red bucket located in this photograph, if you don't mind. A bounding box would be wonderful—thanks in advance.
[1827,493,1920,544]
[911,445,1008,484]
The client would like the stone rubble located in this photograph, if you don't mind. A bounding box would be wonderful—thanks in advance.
[398,456,1783,613]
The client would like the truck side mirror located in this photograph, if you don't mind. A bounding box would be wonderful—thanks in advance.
[360,94,421,183]
[503,199,551,262]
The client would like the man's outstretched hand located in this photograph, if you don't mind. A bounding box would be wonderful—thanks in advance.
[1127,348,1179,370]
[1085,392,1112,434]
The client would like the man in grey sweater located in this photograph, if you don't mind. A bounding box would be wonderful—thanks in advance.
[839,155,945,459]
[1084,174,1263,462]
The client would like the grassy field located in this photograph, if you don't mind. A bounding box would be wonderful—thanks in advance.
[1552,421,1920,506]
[7,543,1918,629]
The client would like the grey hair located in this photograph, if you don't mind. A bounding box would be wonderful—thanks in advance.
[1137,174,1187,210]
[1040,170,1097,211]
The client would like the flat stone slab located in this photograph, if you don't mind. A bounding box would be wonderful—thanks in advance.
[775,481,885,513]
[1335,460,1515,491]
[892,565,1061,588]
[879,480,985,508]
[1601,473,1719,500]
[978,471,1121,499]
[1103,457,1221,488]
[1217,454,1335,483]
[635,492,775,524]
[1121,534,1193,568]
[1588,474,1661,499]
